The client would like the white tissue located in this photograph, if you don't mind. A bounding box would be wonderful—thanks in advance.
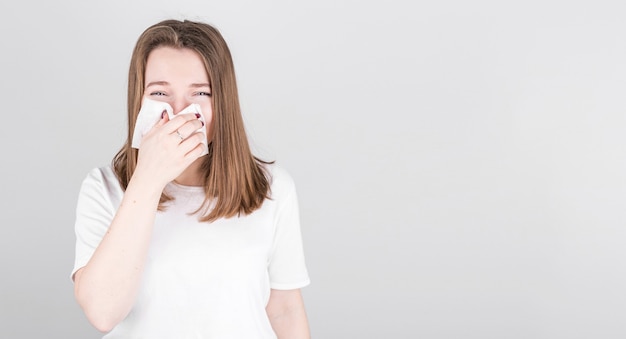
[131,98,208,155]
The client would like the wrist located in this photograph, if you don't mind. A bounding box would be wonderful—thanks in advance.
[127,168,168,198]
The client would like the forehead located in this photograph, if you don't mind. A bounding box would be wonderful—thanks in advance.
[145,46,209,83]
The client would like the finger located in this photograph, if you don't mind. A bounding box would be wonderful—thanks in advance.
[174,119,205,140]
[162,113,201,134]
[184,142,208,161]
[178,131,206,155]
[150,110,170,131]
[176,146,205,174]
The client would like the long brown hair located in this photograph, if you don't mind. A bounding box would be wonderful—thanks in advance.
[113,19,272,222]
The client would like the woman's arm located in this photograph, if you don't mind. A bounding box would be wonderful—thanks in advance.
[73,114,205,333]
[266,289,310,339]
[73,174,163,333]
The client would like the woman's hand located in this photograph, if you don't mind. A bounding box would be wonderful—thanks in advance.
[134,112,206,188]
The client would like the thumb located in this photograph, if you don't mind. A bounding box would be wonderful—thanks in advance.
[155,110,169,127]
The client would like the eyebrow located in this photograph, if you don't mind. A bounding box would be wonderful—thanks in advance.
[145,81,211,88]
[145,81,169,88]
[190,83,211,88]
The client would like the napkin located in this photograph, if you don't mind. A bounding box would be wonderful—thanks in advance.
[131,98,208,155]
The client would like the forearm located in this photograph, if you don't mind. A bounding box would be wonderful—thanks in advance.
[74,175,163,332]
[267,289,310,339]
[270,309,310,339]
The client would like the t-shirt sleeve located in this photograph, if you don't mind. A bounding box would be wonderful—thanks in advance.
[268,171,311,290]
[70,168,117,281]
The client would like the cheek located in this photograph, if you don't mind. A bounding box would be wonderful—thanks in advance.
[201,103,213,124]
[202,103,214,139]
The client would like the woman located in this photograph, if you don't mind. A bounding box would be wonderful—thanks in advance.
[71,19,311,338]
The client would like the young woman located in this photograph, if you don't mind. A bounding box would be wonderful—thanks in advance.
[71,19,311,338]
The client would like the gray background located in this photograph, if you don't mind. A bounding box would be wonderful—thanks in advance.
[1,0,625,338]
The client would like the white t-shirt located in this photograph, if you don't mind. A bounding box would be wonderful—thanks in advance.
[71,164,310,338]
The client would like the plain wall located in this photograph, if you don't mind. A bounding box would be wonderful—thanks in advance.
[1,0,625,338]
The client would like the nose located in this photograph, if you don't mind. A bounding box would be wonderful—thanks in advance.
[171,97,191,115]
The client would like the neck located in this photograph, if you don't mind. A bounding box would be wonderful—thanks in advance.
[174,158,204,186]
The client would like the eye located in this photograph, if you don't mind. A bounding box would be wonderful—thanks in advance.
[195,91,212,97]
[150,91,167,96]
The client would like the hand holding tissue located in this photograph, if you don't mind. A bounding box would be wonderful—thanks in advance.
[131,98,209,156]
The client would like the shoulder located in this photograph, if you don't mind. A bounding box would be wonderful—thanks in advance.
[81,165,119,189]
[78,164,124,206]
[264,163,298,198]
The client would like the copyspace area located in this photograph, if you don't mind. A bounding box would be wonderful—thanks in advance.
[0,1,624,338]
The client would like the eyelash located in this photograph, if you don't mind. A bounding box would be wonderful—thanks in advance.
[149,91,211,97]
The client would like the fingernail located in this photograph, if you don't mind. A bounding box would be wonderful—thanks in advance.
[201,121,205,127]
[195,113,201,119]
[161,111,166,119]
